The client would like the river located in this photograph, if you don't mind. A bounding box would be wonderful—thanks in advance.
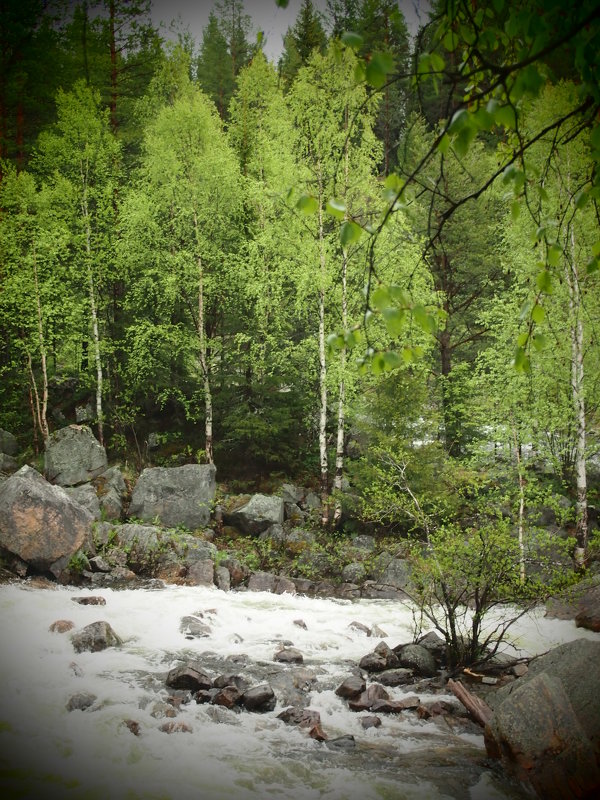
[1,581,597,800]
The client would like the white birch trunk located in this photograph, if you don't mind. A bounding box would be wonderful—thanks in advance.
[81,164,104,446]
[566,225,587,568]
[317,180,329,525]
[333,250,347,526]
[32,243,49,442]
[193,211,214,464]
[511,422,526,583]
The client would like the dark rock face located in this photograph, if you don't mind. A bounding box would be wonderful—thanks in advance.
[128,464,216,529]
[44,425,108,486]
[0,466,93,578]
[335,676,366,700]
[485,639,600,799]
[0,429,18,456]
[71,621,122,653]
[66,692,97,712]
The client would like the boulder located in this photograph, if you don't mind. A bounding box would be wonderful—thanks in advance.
[0,429,18,456]
[335,676,366,699]
[166,664,212,692]
[129,464,216,530]
[378,557,411,589]
[44,425,107,486]
[0,466,93,578]
[395,643,437,677]
[342,562,366,583]
[491,638,600,754]
[575,583,600,632]
[65,483,102,520]
[71,621,122,653]
[0,453,18,473]
[485,672,600,799]
[225,494,284,535]
[94,466,127,521]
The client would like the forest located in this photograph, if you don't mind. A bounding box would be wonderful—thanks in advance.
[1,0,600,581]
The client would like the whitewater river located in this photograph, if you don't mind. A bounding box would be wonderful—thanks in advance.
[0,581,597,800]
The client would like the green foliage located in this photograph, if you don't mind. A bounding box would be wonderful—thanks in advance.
[409,520,578,669]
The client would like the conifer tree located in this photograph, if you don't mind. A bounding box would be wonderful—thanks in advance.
[279,0,327,89]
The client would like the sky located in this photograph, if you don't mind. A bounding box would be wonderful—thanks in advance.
[151,0,432,63]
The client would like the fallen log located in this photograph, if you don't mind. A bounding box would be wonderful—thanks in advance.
[447,678,493,728]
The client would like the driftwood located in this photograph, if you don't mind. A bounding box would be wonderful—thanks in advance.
[448,678,493,727]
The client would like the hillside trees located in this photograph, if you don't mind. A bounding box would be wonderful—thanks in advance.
[120,76,241,463]
[32,82,120,446]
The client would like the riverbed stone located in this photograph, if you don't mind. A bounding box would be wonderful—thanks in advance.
[274,647,304,664]
[241,684,277,713]
[44,425,107,486]
[71,621,122,653]
[129,464,216,530]
[166,664,212,692]
[0,465,93,579]
[335,676,366,699]
[395,643,437,677]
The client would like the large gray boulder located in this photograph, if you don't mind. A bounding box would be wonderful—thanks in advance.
[0,453,18,473]
[485,673,600,799]
[485,639,600,799]
[0,429,18,456]
[129,464,216,529]
[44,425,107,486]
[225,494,284,535]
[0,466,93,578]
[65,483,102,520]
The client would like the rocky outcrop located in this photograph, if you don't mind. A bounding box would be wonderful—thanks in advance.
[128,464,216,530]
[93,466,126,521]
[485,639,600,799]
[225,494,284,535]
[44,425,108,486]
[575,583,600,632]
[0,466,93,578]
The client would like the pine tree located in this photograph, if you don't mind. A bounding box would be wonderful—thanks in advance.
[279,0,327,89]
[197,12,234,119]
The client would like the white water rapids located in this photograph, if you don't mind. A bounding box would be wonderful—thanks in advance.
[0,582,598,800]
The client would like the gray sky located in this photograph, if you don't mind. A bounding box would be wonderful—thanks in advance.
[151,1,431,63]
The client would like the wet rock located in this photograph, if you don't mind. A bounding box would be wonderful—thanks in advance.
[225,494,284,535]
[213,674,250,691]
[416,631,447,660]
[186,559,215,587]
[348,684,390,712]
[325,735,355,751]
[44,425,107,486]
[179,615,211,638]
[151,701,178,719]
[370,624,388,638]
[395,643,437,677]
[293,619,307,630]
[274,647,304,664]
[205,706,242,725]
[88,556,111,573]
[377,669,414,687]
[397,695,421,710]
[49,619,75,633]
[166,664,212,692]
[215,566,230,591]
[123,719,141,736]
[159,721,192,734]
[72,595,106,606]
[369,699,406,714]
[308,723,328,741]
[335,676,366,700]
[0,465,93,579]
[359,641,400,673]
[248,571,277,592]
[213,685,242,709]
[71,621,122,653]
[274,575,296,595]
[129,464,216,529]
[219,557,248,587]
[349,620,370,636]
[277,707,321,728]
[241,684,276,712]
[66,692,97,712]
[361,715,382,730]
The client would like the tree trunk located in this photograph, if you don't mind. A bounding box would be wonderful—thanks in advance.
[511,421,526,583]
[317,185,329,525]
[193,211,214,464]
[109,0,118,132]
[332,249,347,526]
[566,225,587,568]
[31,243,49,442]
[82,168,104,445]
